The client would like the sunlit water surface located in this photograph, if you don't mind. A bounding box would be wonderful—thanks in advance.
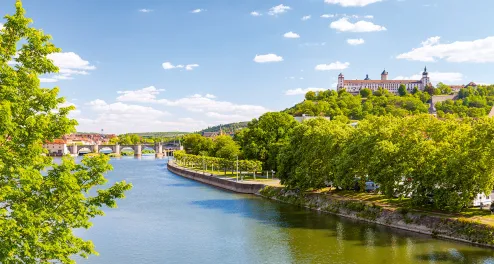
[64,157,494,264]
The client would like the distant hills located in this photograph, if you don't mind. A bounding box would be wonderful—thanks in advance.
[198,122,249,134]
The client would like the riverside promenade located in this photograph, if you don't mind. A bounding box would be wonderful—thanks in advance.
[167,160,271,194]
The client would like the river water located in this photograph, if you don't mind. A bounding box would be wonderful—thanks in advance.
[73,157,494,264]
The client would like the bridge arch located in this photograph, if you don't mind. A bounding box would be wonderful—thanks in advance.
[78,147,92,155]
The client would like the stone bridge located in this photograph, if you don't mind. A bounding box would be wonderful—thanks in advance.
[67,143,182,157]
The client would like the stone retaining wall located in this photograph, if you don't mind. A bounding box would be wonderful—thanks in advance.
[260,186,494,248]
[167,161,266,194]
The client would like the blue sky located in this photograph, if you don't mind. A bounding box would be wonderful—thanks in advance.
[1,0,493,133]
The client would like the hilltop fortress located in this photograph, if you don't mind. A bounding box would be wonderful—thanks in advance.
[337,67,431,94]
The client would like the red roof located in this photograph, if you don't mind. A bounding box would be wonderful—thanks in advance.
[45,139,66,144]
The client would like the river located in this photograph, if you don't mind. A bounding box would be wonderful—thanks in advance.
[72,156,494,264]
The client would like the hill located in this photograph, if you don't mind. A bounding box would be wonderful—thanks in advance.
[198,122,249,134]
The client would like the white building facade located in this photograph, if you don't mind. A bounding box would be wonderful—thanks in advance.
[337,67,431,94]
[43,140,69,156]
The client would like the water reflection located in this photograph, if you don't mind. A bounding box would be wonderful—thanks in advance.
[72,157,494,264]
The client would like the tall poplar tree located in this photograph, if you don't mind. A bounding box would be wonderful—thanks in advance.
[0,1,132,262]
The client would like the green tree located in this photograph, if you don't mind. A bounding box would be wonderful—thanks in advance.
[305,91,317,101]
[182,134,214,155]
[398,84,407,96]
[437,82,452,94]
[0,2,132,262]
[236,112,297,171]
[359,88,372,98]
[212,135,240,159]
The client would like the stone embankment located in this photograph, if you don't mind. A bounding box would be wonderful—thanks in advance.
[167,161,494,247]
[259,186,494,248]
[167,161,265,194]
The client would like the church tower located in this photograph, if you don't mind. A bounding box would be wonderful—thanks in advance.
[421,66,430,90]
[381,69,388,81]
[337,73,345,90]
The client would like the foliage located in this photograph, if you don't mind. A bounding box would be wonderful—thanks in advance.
[285,89,430,120]
[174,151,262,175]
[117,134,141,145]
[436,82,453,95]
[398,84,407,96]
[182,133,214,155]
[235,112,297,171]
[277,115,494,212]
[0,2,132,262]
[198,122,248,134]
[359,88,372,98]
[436,85,494,118]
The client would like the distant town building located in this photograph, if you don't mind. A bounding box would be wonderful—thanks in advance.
[449,82,478,93]
[43,139,68,156]
[337,67,431,94]
[202,132,219,138]
[294,115,331,123]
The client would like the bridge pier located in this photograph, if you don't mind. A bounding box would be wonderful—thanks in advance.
[92,144,99,153]
[71,144,78,155]
[134,144,142,158]
[115,144,120,155]
[155,143,163,158]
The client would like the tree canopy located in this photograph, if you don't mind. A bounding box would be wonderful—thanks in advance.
[235,112,297,171]
[0,2,131,262]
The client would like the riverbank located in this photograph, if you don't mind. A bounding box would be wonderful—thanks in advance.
[167,161,494,248]
[259,186,494,248]
[167,160,266,194]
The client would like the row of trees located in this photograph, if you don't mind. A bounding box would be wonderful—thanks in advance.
[277,115,494,212]
[174,151,262,176]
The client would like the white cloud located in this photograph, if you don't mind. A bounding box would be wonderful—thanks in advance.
[162,62,199,70]
[330,18,386,32]
[284,32,300,39]
[34,52,96,83]
[268,4,291,16]
[250,11,262,16]
[315,61,350,71]
[0,23,3,30]
[393,72,464,84]
[185,64,199,71]
[324,0,383,7]
[302,15,311,21]
[347,38,365,45]
[88,99,169,116]
[139,9,153,13]
[396,36,494,63]
[285,88,327,96]
[117,86,165,103]
[321,14,335,18]
[47,52,95,71]
[364,15,374,19]
[162,62,175,70]
[254,54,283,63]
[40,78,58,83]
[114,88,269,116]
[191,9,205,13]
